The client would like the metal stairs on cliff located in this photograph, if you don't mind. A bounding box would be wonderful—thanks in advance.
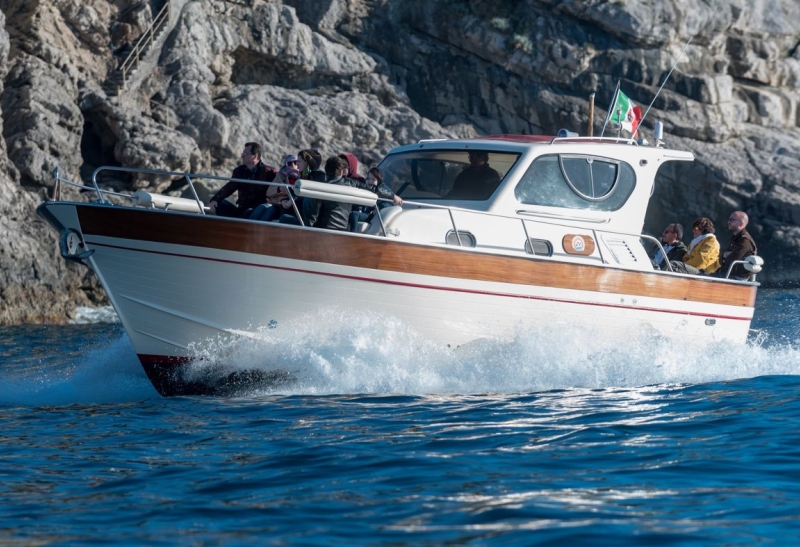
[103,0,171,98]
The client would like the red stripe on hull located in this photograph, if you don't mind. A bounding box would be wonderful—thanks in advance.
[96,241,751,322]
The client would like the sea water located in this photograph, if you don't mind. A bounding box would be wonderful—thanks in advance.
[1,289,800,545]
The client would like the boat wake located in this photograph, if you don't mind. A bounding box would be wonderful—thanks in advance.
[178,307,800,397]
[2,307,799,404]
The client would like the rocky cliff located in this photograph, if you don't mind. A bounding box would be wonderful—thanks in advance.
[0,0,798,323]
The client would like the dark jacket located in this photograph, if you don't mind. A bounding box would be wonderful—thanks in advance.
[211,161,277,212]
[304,176,353,231]
[652,240,688,270]
[718,229,758,279]
[342,177,396,202]
[307,168,327,182]
[447,163,501,199]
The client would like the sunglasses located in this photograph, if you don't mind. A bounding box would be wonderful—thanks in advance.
[287,161,298,166]
[727,217,738,223]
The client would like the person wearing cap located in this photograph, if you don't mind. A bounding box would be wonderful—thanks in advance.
[209,142,277,218]
[446,151,501,199]
[250,154,301,222]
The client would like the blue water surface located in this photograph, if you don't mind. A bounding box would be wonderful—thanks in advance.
[1,289,800,545]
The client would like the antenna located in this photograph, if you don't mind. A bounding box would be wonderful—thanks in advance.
[639,34,695,129]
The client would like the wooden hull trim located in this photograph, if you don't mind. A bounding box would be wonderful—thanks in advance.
[76,205,756,309]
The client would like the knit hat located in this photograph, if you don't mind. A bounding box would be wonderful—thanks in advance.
[299,149,322,171]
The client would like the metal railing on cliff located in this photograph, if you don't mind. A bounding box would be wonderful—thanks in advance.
[106,1,171,97]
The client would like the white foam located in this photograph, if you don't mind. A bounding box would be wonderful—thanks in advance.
[182,307,800,397]
[69,306,120,324]
[4,307,798,405]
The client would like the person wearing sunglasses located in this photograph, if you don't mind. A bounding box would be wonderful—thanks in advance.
[713,211,758,280]
[651,223,687,270]
[251,154,302,222]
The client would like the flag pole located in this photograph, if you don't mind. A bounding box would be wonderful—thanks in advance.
[587,93,595,137]
[599,80,620,138]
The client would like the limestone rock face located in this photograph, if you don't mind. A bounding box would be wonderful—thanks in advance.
[1,0,800,323]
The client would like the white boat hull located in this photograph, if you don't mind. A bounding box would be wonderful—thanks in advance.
[39,202,757,395]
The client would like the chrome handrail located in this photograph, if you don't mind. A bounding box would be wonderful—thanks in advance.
[549,135,637,145]
[52,165,756,282]
[725,258,760,281]
[90,165,304,224]
[639,234,674,272]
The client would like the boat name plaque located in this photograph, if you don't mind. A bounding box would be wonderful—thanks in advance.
[562,234,596,256]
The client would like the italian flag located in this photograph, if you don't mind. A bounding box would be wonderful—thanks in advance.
[610,90,643,137]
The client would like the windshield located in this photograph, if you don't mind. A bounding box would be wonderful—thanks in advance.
[377,149,520,200]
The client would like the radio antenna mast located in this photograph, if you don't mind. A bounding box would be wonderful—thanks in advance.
[639,34,695,129]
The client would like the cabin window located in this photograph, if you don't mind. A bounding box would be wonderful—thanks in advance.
[514,154,636,211]
[378,150,520,200]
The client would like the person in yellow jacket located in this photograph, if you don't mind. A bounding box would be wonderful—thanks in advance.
[669,217,720,275]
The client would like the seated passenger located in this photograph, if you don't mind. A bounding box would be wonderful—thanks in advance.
[251,154,301,222]
[340,152,369,225]
[445,151,501,199]
[297,149,325,182]
[713,211,758,280]
[286,156,352,231]
[276,149,324,224]
[339,153,366,183]
[670,217,720,275]
[209,141,277,218]
[651,223,688,270]
[348,167,403,232]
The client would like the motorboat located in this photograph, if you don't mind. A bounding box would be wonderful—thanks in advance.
[37,130,764,396]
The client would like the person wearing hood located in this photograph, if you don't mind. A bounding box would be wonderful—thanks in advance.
[209,142,277,218]
[338,153,366,183]
[339,152,369,224]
